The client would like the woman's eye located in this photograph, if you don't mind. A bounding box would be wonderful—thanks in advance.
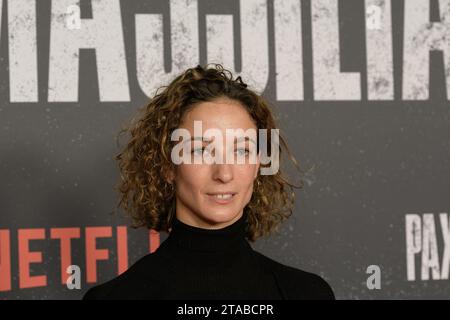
[192,148,202,155]
[236,148,250,156]
[192,147,209,155]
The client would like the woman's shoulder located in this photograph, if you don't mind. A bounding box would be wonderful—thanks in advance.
[253,250,335,300]
[82,252,164,300]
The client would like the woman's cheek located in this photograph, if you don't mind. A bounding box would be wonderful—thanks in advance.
[237,164,258,182]
[178,164,206,183]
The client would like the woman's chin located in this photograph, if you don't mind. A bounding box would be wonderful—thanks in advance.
[199,211,241,227]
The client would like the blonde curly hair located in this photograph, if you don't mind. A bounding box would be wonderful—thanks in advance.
[114,63,304,242]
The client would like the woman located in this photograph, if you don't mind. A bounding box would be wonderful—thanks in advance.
[83,64,335,300]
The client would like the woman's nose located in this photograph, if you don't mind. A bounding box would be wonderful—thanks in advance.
[212,163,234,183]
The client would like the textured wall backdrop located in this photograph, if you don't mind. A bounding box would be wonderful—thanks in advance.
[0,0,449,299]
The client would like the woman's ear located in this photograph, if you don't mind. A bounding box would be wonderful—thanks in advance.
[165,167,176,184]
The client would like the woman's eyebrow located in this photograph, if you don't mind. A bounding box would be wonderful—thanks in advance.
[189,136,213,142]
[181,136,212,144]
[183,136,256,145]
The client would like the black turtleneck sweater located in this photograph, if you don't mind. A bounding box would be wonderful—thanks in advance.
[83,213,335,300]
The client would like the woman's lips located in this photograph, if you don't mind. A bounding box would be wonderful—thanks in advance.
[206,193,236,204]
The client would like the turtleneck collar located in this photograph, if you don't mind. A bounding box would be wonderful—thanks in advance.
[165,212,249,252]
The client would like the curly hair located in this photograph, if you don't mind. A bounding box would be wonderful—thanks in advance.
[114,63,305,242]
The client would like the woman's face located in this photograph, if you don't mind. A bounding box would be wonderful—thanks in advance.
[169,97,260,229]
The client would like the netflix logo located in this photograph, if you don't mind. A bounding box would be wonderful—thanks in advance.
[0,226,160,292]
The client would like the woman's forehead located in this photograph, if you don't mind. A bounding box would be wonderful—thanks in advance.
[180,100,256,130]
